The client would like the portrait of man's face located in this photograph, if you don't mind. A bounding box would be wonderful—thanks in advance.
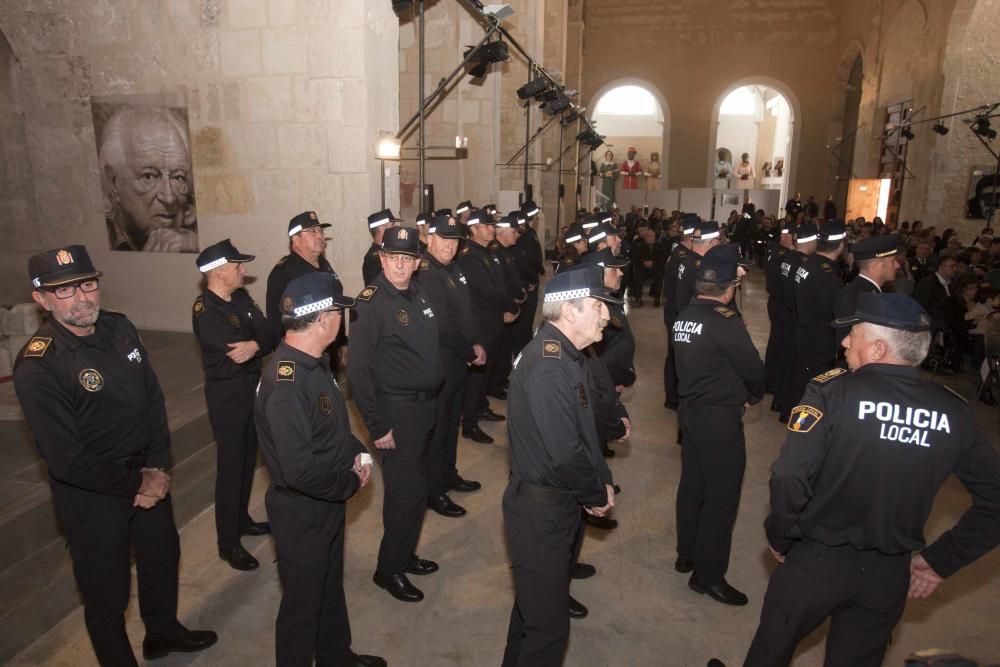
[93,100,199,253]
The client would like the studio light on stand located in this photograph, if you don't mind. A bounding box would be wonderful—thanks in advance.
[900,126,915,141]
[517,77,549,100]
[932,123,949,135]
[376,136,402,160]
[466,40,509,78]
[972,116,997,140]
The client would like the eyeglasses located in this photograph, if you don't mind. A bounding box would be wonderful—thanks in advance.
[47,279,99,300]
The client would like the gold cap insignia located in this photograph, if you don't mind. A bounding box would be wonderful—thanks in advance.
[396,310,411,326]
[79,368,104,392]
[277,361,296,381]
[24,337,52,358]
[56,249,73,266]
[398,228,409,240]
[318,392,333,415]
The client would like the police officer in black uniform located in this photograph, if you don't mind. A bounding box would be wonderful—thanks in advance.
[742,293,1000,667]
[774,221,817,421]
[662,214,699,408]
[14,246,217,665]
[791,220,846,406]
[586,249,635,391]
[255,273,385,667]
[348,226,444,603]
[361,209,403,285]
[513,202,546,352]
[834,233,900,346]
[458,209,518,443]
[502,267,617,667]
[489,214,529,399]
[415,215,484,519]
[192,240,274,571]
[763,224,793,396]
[672,244,764,606]
[557,221,589,273]
[675,220,723,324]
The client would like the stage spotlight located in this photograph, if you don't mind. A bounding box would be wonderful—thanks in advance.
[376,136,402,160]
[932,123,949,135]
[972,116,997,140]
[540,93,570,115]
[900,126,915,141]
[576,128,604,151]
[560,110,580,126]
[517,77,549,100]
[465,41,509,78]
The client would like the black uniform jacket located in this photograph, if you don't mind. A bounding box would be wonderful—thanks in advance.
[833,274,880,344]
[415,254,478,363]
[672,298,765,407]
[765,246,788,303]
[767,364,1000,578]
[584,348,628,443]
[346,273,443,441]
[458,239,518,329]
[516,227,546,283]
[14,311,169,498]
[255,342,366,502]
[674,250,701,316]
[780,250,807,321]
[362,242,382,287]
[266,251,341,339]
[596,302,636,387]
[192,287,276,380]
[507,322,612,507]
[662,243,690,325]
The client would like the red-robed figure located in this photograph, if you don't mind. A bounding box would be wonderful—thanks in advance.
[620,147,642,190]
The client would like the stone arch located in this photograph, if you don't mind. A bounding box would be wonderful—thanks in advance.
[587,77,671,186]
[708,76,802,204]
[0,27,40,254]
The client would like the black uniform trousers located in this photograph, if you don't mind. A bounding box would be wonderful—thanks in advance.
[377,395,436,575]
[501,479,582,667]
[774,313,799,418]
[513,288,539,355]
[267,487,352,667]
[428,355,467,497]
[744,540,910,667]
[491,321,518,395]
[792,327,836,407]
[205,374,259,549]
[663,321,679,409]
[631,265,663,302]
[463,311,502,425]
[53,482,182,667]
[676,402,746,584]
[763,298,783,394]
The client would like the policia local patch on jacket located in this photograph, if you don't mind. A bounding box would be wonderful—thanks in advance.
[788,405,822,433]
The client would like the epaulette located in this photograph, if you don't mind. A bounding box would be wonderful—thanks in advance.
[275,255,289,267]
[357,285,378,301]
[23,336,52,359]
[193,296,205,316]
[542,339,561,359]
[677,247,688,256]
[821,261,833,272]
[938,384,968,404]
[276,361,296,382]
[810,367,847,384]
[419,259,429,271]
[714,306,736,318]
[460,246,471,256]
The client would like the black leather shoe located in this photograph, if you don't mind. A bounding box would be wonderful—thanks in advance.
[601,445,615,458]
[583,514,618,530]
[462,425,494,444]
[447,476,482,493]
[674,558,694,573]
[568,595,588,618]
[487,388,508,400]
[219,544,259,571]
[142,629,218,660]
[239,521,271,536]
[688,574,748,606]
[428,493,466,517]
[351,653,388,667]
[707,660,727,667]
[479,408,506,422]
[572,562,596,579]
[373,571,423,602]
[405,555,439,576]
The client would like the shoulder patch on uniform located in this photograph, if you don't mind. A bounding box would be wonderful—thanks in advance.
[542,340,561,359]
[677,247,688,256]
[810,367,847,384]
[939,384,968,404]
[193,296,204,316]
[419,259,429,271]
[611,314,622,328]
[23,336,52,358]
[694,258,701,268]
[821,261,833,271]
[276,255,289,267]
[276,361,296,381]
[714,306,736,318]
[787,405,823,433]
[357,285,378,301]
[461,246,471,256]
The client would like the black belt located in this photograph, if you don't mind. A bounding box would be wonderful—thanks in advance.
[509,477,575,505]
[379,389,439,402]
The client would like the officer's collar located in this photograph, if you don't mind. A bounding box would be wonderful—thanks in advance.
[290,251,329,270]
[42,310,117,353]
[539,322,584,361]
[854,362,920,380]
[376,271,414,297]
[202,286,239,306]
[423,252,446,269]
[276,340,326,370]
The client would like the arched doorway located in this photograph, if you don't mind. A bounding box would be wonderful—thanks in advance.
[588,79,669,212]
[710,79,799,217]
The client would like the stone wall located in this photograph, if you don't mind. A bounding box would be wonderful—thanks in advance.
[0,0,397,331]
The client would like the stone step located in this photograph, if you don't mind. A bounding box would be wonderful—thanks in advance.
[0,411,223,663]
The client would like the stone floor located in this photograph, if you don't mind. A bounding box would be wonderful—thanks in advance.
[8,274,1000,666]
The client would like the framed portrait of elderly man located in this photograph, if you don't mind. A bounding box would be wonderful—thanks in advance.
[91,96,199,253]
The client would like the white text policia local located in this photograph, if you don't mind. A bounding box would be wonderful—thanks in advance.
[858,400,951,447]
[672,320,702,343]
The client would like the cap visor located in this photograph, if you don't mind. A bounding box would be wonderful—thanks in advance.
[593,290,624,305]
[830,314,861,328]
[37,270,103,288]
[334,295,357,308]
[232,253,256,263]
[383,249,421,257]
